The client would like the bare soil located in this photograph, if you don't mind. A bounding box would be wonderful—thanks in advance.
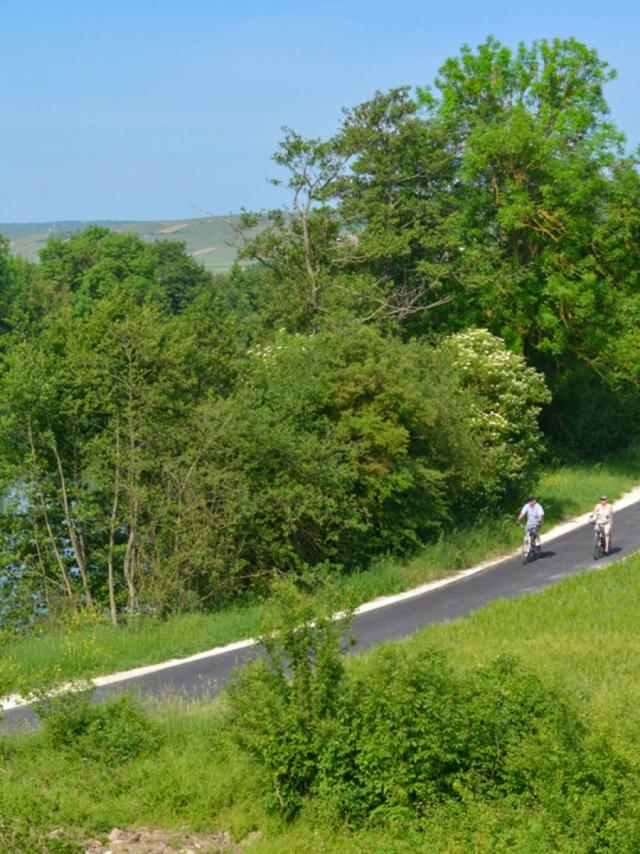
[84,826,250,853]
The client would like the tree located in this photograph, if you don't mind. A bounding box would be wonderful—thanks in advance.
[0,227,243,625]
[0,236,11,332]
[236,130,347,333]
[332,87,463,332]
[420,37,640,451]
[238,37,638,450]
[172,324,547,593]
[237,93,464,334]
[148,238,213,313]
[420,37,621,338]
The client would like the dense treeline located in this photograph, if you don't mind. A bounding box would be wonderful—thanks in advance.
[1,37,638,627]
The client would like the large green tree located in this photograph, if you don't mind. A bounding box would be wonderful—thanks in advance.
[238,37,640,452]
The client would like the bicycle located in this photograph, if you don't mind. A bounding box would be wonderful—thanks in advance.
[522,526,541,564]
[593,525,609,560]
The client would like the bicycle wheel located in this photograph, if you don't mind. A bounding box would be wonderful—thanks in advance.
[522,535,532,564]
[593,532,602,560]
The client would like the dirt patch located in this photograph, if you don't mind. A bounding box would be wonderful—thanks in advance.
[85,826,246,853]
[159,223,189,234]
[190,246,217,256]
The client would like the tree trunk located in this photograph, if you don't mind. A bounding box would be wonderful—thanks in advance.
[123,502,139,611]
[123,353,140,612]
[27,416,75,604]
[296,195,320,332]
[50,434,94,606]
[28,507,52,608]
[106,416,121,626]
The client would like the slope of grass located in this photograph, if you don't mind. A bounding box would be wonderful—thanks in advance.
[3,549,640,851]
[1,216,255,271]
[1,449,638,696]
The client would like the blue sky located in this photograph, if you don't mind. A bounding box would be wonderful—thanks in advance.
[1,0,638,221]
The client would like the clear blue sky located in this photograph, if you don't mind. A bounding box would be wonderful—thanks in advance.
[2,0,638,222]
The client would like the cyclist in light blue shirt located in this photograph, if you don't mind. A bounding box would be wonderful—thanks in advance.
[518,496,544,546]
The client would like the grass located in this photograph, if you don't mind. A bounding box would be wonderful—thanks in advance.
[423,552,640,750]
[0,606,264,698]
[3,546,640,851]
[1,447,638,696]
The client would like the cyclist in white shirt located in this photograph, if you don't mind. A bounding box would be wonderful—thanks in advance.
[590,495,613,554]
[517,496,544,547]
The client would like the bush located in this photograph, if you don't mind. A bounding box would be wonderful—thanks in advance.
[441,328,551,507]
[227,576,352,817]
[314,651,587,824]
[228,592,619,833]
[32,683,160,764]
[185,324,550,597]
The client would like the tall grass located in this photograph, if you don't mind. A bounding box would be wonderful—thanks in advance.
[2,448,638,695]
[0,606,263,697]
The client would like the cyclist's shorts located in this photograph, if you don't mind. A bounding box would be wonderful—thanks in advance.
[595,522,612,535]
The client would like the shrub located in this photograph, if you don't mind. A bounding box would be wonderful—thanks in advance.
[441,328,551,506]
[32,683,160,764]
[228,600,615,832]
[227,576,352,817]
[317,652,599,825]
[189,324,550,594]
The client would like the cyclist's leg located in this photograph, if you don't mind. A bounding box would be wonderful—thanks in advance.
[604,521,611,554]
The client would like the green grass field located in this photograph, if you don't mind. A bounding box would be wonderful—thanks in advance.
[3,538,640,851]
[1,447,639,698]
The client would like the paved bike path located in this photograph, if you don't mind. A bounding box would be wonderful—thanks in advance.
[3,501,640,731]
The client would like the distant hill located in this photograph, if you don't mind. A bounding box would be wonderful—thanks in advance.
[0,216,250,272]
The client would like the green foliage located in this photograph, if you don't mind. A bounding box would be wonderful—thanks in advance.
[541,366,640,458]
[1,442,638,693]
[421,37,640,417]
[315,651,592,826]
[239,36,640,438]
[239,88,463,335]
[32,682,159,764]
[183,325,546,587]
[228,576,352,816]
[442,329,551,503]
[228,596,621,835]
[0,820,82,854]
[0,231,243,620]
[5,556,640,849]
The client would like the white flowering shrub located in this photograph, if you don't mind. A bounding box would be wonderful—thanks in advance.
[442,329,551,505]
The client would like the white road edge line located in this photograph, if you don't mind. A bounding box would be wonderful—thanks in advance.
[3,486,640,713]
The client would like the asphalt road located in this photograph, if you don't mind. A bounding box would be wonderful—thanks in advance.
[4,503,639,732]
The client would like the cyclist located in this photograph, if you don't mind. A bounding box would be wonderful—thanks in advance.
[590,495,613,555]
[517,496,544,548]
